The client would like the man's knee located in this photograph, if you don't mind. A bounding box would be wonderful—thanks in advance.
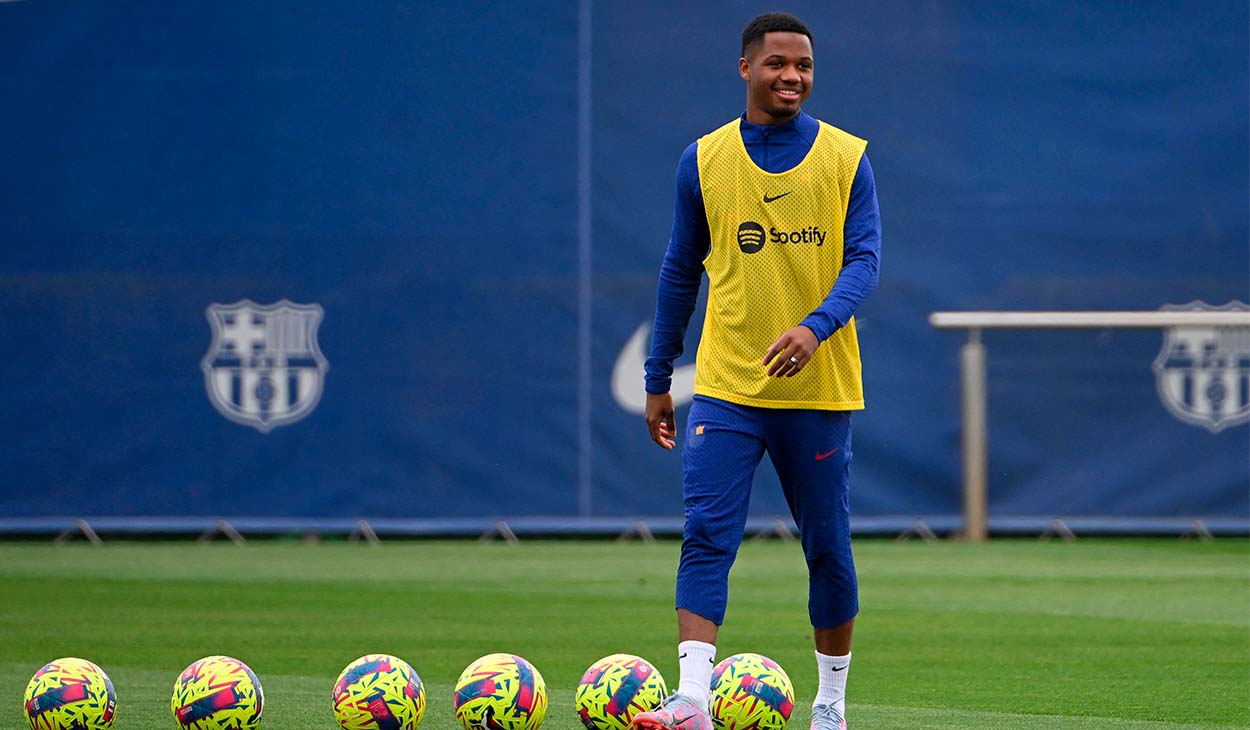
[683,504,744,557]
[807,548,859,628]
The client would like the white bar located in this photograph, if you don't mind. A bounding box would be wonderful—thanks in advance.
[930,311,1250,329]
[960,337,987,542]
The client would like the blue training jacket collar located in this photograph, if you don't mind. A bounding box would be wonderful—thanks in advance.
[738,110,819,146]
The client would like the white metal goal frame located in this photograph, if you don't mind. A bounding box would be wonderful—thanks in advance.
[929,310,1250,541]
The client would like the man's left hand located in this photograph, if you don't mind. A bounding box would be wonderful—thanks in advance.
[763,325,819,377]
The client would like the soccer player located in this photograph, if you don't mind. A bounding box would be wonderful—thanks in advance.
[633,12,881,730]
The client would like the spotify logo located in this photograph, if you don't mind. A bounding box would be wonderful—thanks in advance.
[737,221,765,253]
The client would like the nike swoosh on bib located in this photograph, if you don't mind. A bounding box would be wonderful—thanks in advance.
[763,192,791,203]
[612,322,696,415]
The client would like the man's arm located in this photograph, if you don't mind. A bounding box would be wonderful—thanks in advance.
[800,152,881,339]
[765,153,881,376]
[644,142,709,448]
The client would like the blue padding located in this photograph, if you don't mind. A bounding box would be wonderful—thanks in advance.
[0,515,1243,537]
[0,2,1244,523]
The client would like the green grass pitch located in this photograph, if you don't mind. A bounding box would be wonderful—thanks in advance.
[1,538,1246,729]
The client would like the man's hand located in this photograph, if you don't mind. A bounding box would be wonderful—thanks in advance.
[763,325,819,377]
[645,392,677,450]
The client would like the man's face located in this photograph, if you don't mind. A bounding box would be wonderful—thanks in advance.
[739,31,814,124]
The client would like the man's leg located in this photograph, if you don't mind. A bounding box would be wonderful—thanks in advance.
[766,409,856,729]
[677,609,719,644]
[674,609,718,714]
[814,621,854,655]
[634,397,763,730]
[812,622,853,730]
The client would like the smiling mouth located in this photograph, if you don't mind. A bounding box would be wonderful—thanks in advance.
[774,88,802,100]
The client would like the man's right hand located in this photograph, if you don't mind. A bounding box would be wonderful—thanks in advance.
[645,392,677,450]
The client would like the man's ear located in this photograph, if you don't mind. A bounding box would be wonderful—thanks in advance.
[739,57,750,81]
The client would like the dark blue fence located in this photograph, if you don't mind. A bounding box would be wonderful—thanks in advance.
[1,1,1246,532]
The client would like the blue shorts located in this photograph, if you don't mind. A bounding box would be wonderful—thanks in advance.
[676,395,857,629]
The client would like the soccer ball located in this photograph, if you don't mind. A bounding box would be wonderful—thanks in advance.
[453,653,548,730]
[575,654,667,730]
[23,657,117,730]
[332,654,426,729]
[709,653,794,730]
[171,655,264,729]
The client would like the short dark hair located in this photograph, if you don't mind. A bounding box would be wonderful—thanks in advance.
[741,12,813,58]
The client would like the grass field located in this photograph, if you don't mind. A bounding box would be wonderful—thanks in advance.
[1,538,1246,729]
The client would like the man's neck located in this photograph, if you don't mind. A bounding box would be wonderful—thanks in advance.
[744,108,800,126]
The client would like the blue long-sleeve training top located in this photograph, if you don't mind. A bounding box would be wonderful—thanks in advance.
[644,110,882,395]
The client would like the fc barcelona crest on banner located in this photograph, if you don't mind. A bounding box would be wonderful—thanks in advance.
[1153,301,1249,433]
[202,300,329,432]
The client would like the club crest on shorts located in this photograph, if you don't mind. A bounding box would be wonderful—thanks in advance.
[1152,301,1249,433]
[202,300,328,433]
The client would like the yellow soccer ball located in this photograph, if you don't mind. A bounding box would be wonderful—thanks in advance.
[709,653,794,730]
[170,655,264,729]
[332,654,427,729]
[575,654,668,730]
[453,653,548,730]
[23,657,118,730]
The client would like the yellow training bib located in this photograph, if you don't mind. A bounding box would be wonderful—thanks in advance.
[694,117,867,410]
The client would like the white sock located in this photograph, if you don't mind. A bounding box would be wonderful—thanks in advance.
[814,651,851,716]
[676,640,716,711]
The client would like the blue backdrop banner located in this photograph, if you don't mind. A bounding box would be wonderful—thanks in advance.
[0,1,1246,529]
